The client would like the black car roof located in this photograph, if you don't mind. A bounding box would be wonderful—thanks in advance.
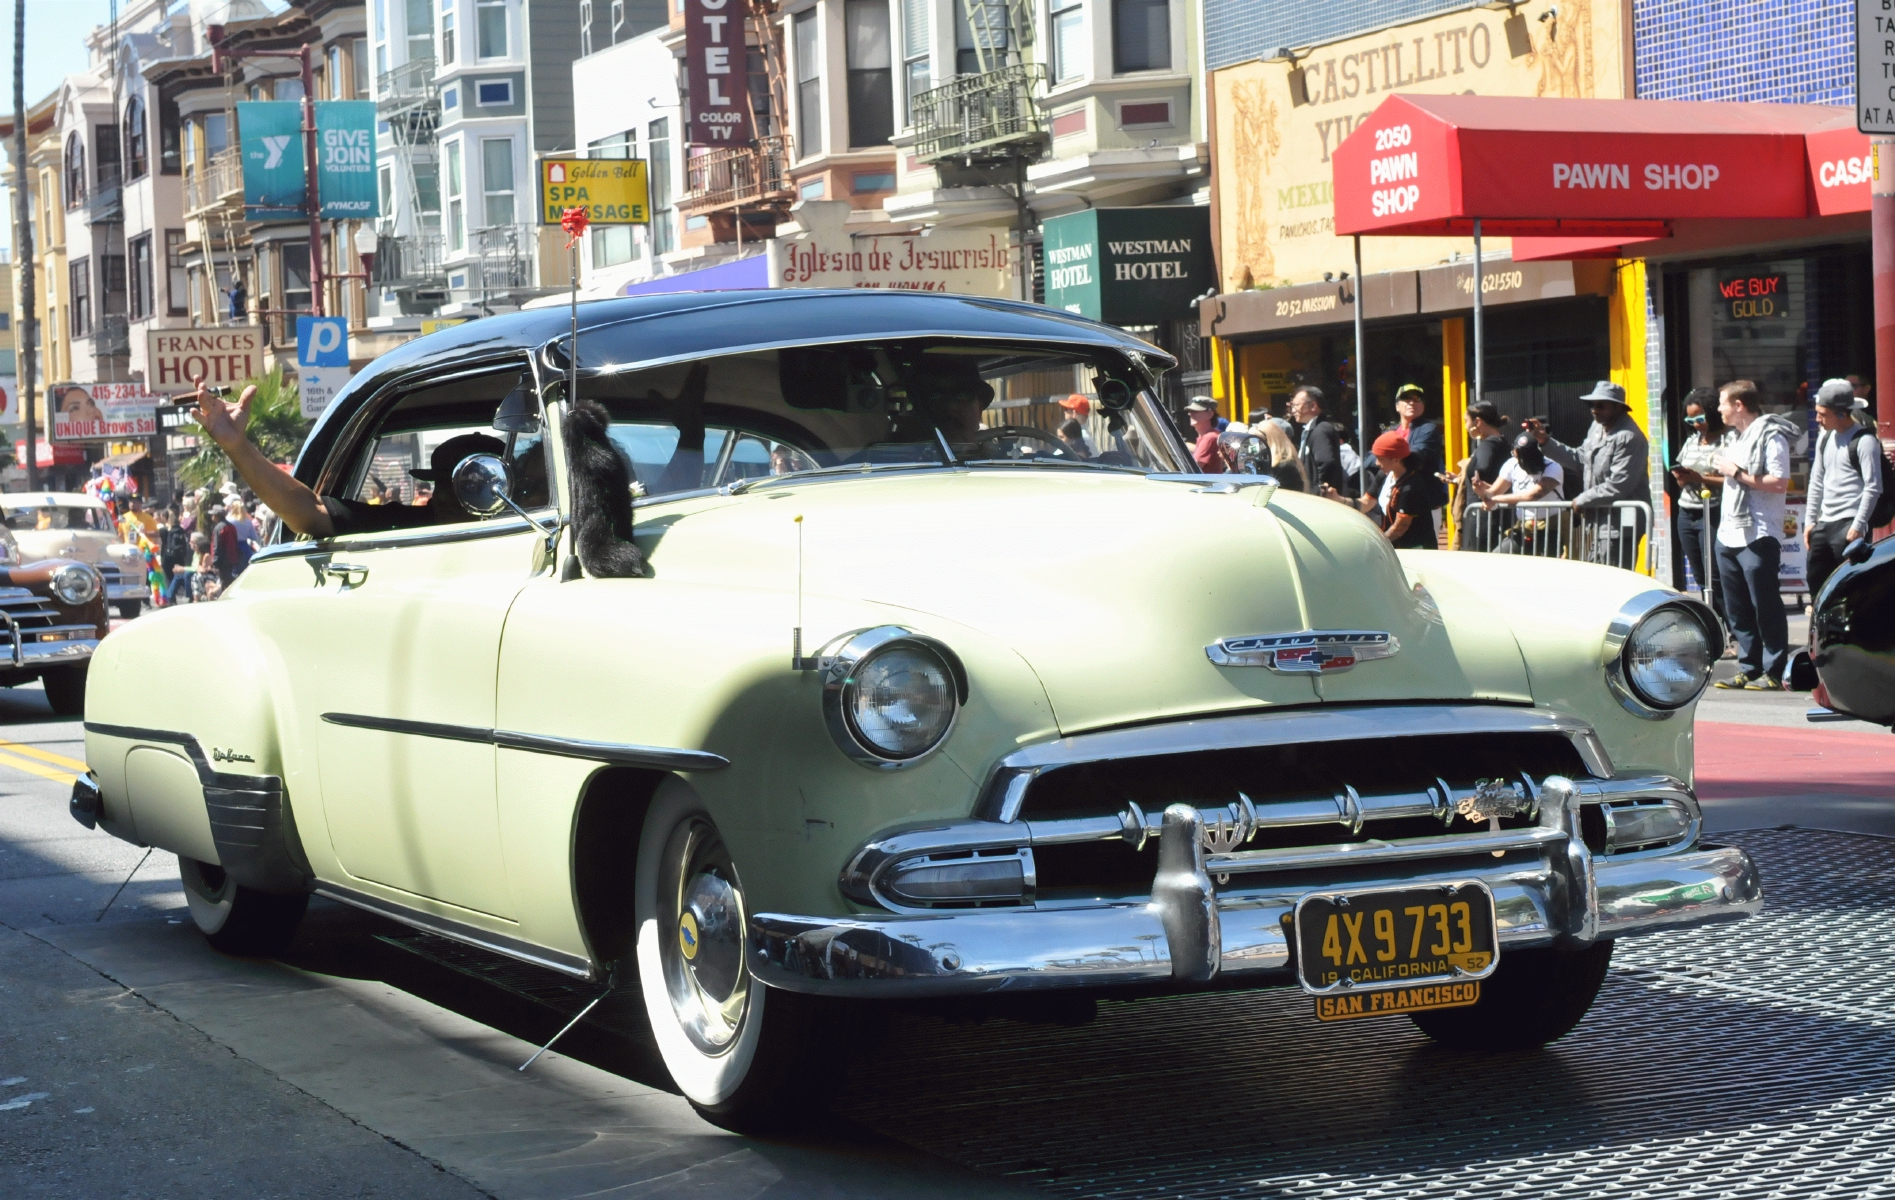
[300,290,1174,479]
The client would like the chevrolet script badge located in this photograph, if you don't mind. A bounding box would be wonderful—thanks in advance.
[1205,631,1400,675]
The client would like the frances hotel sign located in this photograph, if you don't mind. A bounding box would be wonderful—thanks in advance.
[1211,0,1628,292]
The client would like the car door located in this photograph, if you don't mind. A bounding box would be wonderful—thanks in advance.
[243,365,556,921]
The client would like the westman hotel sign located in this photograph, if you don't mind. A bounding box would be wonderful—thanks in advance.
[1211,0,1627,289]
[147,328,266,394]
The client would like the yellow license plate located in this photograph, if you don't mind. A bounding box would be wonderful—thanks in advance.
[1293,882,1498,997]
[1314,980,1483,1022]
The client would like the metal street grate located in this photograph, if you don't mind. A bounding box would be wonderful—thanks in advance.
[384,829,1895,1198]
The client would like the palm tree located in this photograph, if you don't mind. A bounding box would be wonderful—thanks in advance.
[177,368,312,489]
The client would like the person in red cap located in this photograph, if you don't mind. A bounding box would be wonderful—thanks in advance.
[1324,429,1437,549]
[1057,394,1096,457]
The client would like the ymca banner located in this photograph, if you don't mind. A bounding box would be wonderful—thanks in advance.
[317,100,378,218]
[240,101,379,219]
[238,101,306,221]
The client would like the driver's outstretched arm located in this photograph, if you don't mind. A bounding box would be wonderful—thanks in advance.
[191,384,337,538]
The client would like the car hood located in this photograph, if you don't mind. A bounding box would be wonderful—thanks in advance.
[13,529,110,564]
[646,471,1532,734]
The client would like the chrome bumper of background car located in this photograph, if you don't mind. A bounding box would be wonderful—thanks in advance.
[0,630,99,669]
[749,777,1763,997]
[105,581,146,601]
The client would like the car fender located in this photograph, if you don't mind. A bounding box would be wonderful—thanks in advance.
[1403,552,1701,783]
[84,601,314,890]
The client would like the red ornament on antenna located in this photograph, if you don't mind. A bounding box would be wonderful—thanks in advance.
[561,207,590,248]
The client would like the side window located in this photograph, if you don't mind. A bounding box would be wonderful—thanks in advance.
[329,367,553,533]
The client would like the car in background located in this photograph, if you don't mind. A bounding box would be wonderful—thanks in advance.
[0,493,150,619]
[1808,536,1895,725]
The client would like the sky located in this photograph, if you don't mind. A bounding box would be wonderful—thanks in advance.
[2,1,123,254]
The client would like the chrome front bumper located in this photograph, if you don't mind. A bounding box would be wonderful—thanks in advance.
[105,581,145,602]
[0,630,99,671]
[749,776,1763,997]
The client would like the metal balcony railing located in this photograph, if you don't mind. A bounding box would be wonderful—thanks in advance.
[374,231,447,288]
[93,315,131,358]
[378,56,438,107]
[910,65,1048,164]
[680,135,794,212]
[85,184,123,225]
[471,224,538,293]
[185,148,244,214]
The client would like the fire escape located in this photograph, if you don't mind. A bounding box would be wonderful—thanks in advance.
[911,0,1047,167]
[676,0,796,241]
[374,56,448,306]
[910,0,1048,296]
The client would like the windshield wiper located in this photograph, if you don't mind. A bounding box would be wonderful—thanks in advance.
[724,459,957,495]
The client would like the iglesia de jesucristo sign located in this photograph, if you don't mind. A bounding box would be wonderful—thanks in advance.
[1040,207,1215,325]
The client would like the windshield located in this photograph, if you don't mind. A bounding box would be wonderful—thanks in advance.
[578,339,1185,499]
[3,505,109,532]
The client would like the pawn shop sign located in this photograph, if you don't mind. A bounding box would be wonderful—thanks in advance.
[540,158,649,225]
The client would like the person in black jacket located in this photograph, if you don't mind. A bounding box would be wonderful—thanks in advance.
[154,507,192,603]
[1291,386,1350,494]
[1455,402,1512,549]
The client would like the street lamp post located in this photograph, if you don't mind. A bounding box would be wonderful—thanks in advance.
[208,26,325,317]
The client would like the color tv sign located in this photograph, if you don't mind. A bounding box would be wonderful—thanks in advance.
[684,0,754,145]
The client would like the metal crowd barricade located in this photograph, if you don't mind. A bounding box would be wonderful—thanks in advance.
[1458,500,1653,574]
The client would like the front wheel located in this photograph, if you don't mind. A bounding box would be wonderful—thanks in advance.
[634,779,842,1134]
[1410,941,1613,1050]
[178,858,308,956]
[41,665,87,716]
[114,600,142,621]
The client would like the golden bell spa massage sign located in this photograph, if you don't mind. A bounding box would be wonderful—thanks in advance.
[540,157,650,225]
[1211,0,1627,291]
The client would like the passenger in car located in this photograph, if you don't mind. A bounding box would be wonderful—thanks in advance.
[190,384,502,540]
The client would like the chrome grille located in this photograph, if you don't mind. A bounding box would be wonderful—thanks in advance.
[0,586,66,630]
[1023,731,1588,900]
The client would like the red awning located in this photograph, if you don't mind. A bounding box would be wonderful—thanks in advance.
[1332,95,1865,240]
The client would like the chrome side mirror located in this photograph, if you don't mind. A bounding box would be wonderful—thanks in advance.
[452,454,514,519]
[492,380,542,435]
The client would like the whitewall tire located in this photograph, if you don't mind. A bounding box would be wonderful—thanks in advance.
[634,777,840,1132]
[178,857,308,956]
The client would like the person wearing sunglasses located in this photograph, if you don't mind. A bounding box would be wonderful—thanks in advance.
[1669,386,1730,633]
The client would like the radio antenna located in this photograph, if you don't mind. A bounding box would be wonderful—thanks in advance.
[791,515,806,669]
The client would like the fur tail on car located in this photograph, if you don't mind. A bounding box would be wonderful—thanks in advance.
[564,399,646,579]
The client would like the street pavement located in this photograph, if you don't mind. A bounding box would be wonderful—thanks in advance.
[1,613,1888,1198]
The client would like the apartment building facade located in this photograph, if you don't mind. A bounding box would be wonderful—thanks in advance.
[371,0,586,314]
[569,0,1206,377]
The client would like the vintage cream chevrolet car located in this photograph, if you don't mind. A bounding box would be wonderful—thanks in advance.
[71,292,1759,1131]
[1,492,151,619]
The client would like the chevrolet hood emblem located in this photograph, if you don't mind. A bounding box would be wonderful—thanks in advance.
[1205,630,1400,675]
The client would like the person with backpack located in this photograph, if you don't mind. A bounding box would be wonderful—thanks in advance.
[1804,378,1888,597]
[1711,380,1797,691]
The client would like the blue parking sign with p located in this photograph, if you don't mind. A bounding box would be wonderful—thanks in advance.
[297,316,349,368]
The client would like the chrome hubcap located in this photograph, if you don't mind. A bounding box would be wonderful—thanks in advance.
[658,818,751,1053]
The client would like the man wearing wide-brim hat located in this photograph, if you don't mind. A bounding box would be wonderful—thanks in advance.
[1532,381,1651,569]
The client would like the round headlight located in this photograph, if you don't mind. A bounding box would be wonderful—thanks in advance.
[51,563,101,607]
[1623,606,1716,709]
[851,646,955,758]
[824,627,962,767]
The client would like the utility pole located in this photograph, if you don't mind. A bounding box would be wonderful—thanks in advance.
[12,0,37,489]
[209,28,325,316]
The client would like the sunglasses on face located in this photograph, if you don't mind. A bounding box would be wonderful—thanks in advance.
[1684,415,1707,426]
